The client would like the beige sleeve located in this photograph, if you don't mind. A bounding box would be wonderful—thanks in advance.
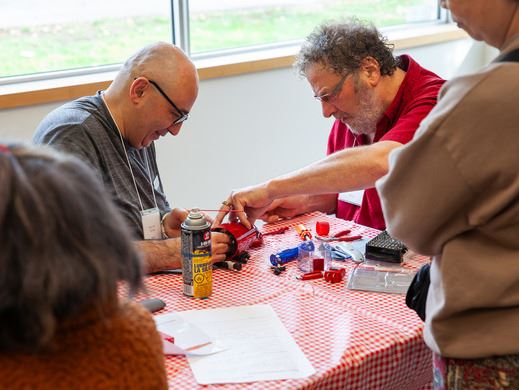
[377,125,473,256]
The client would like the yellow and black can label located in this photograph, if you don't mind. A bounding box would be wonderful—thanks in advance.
[181,209,212,298]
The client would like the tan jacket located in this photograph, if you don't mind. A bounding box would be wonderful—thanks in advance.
[0,302,167,389]
[378,34,519,358]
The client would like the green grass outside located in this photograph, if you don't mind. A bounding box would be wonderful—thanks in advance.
[0,0,433,78]
[190,0,429,51]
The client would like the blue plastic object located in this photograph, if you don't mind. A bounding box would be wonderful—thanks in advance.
[270,246,299,266]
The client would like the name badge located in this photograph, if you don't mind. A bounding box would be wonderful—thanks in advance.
[141,207,161,240]
[338,190,364,207]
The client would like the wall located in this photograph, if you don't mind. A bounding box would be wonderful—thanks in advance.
[0,38,486,213]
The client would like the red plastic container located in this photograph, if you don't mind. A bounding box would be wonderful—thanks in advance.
[316,221,330,236]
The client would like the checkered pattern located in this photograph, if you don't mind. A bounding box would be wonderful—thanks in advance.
[139,213,433,389]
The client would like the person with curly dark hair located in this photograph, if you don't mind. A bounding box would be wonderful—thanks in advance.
[215,19,445,230]
[0,143,167,389]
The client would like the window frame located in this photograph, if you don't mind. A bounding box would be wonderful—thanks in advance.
[0,2,464,109]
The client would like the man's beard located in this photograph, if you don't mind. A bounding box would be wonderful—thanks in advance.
[344,78,385,137]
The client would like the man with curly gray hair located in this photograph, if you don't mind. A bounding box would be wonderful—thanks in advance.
[216,19,445,231]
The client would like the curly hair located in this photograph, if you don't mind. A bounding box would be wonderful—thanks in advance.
[294,18,397,78]
[0,143,143,353]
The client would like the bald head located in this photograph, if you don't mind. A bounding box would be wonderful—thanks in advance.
[104,42,199,148]
[110,42,198,100]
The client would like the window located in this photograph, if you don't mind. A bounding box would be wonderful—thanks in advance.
[0,0,172,80]
[188,0,441,57]
[0,0,442,81]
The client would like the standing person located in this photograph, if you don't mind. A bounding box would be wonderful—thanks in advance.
[0,143,167,389]
[215,19,444,230]
[377,1,519,387]
[34,42,230,273]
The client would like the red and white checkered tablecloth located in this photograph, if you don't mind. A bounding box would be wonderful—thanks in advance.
[140,212,433,389]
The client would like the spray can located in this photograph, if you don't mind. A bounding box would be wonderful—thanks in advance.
[181,209,212,298]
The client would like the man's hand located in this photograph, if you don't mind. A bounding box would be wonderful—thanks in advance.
[213,183,273,229]
[259,194,337,223]
[162,208,189,238]
[139,223,231,273]
[211,231,231,263]
[259,195,310,223]
[162,208,230,262]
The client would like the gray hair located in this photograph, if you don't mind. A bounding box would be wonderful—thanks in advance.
[294,18,398,77]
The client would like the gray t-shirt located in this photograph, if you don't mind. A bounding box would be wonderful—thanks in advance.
[33,92,170,239]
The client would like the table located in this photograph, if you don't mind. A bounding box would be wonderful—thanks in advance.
[140,212,432,389]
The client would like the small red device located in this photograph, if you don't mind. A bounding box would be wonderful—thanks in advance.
[324,269,346,283]
[212,222,260,260]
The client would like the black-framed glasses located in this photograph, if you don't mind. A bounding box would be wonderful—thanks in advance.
[147,79,189,125]
[314,72,350,103]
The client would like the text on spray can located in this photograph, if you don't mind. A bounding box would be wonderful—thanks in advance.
[181,209,212,298]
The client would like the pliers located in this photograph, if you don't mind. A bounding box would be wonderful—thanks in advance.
[315,229,362,242]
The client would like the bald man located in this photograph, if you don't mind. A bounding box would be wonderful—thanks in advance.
[34,42,230,273]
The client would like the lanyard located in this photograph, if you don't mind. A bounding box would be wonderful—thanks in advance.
[102,93,158,212]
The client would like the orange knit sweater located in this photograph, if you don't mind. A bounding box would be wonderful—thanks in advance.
[0,301,167,389]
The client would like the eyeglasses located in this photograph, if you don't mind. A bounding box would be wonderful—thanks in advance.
[314,72,350,103]
[147,79,189,125]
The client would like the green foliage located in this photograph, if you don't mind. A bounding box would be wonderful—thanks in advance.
[0,0,434,78]
[0,17,171,77]
[190,0,425,52]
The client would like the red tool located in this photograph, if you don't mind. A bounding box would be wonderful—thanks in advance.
[333,229,352,237]
[262,226,289,236]
[316,228,362,242]
[297,271,323,281]
[250,226,289,249]
[316,235,362,242]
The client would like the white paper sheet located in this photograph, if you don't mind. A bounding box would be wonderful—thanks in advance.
[174,304,315,384]
[154,313,226,356]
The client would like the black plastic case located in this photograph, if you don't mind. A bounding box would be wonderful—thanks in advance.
[365,230,407,263]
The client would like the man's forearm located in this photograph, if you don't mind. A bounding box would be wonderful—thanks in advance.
[136,238,182,274]
[266,141,401,198]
